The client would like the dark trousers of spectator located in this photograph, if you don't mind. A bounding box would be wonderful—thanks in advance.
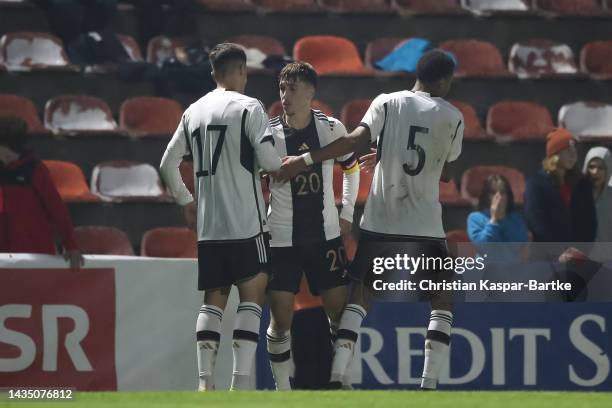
[291,307,333,389]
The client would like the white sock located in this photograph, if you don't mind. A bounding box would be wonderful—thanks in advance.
[421,310,453,390]
[330,304,366,383]
[231,302,262,390]
[196,304,223,391]
[266,327,292,391]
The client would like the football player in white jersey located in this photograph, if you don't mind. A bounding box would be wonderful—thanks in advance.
[160,43,284,391]
[265,62,360,390]
[281,50,464,390]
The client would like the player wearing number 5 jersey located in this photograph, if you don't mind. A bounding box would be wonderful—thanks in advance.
[265,62,360,390]
[280,50,464,390]
[160,43,283,391]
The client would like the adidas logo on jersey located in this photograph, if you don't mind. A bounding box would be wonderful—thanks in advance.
[298,142,310,151]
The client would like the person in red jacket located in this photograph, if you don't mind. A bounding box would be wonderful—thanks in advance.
[0,116,83,270]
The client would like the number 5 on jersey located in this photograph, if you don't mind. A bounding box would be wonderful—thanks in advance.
[193,125,227,177]
[403,125,428,176]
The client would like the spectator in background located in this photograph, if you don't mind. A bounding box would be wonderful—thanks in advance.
[524,128,577,242]
[0,117,83,270]
[467,174,529,247]
[571,146,612,242]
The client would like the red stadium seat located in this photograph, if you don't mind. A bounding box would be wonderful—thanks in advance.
[268,99,335,118]
[446,229,476,258]
[439,180,470,206]
[340,99,372,132]
[320,0,393,14]
[461,165,526,206]
[117,34,143,62]
[251,0,320,13]
[487,101,554,141]
[120,97,182,137]
[364,37,409,70]
[440,39,507,77]
[44,95,118,135]
[393,0,463,15]
[74,226,134,256]
[43,160,99,202]
[534,0,603,16]
[460,0,531,15]
[580,41,612,79]
[332,164,372,207]
[0,94,44,132]
[558,101,612,140]
[509,40,578,78]
[0,32,77,72]
[141,227,197,258]
[195,0,254,11]
[90,161,170,202]
[226,35,287,57]
[146,35,190,67]
[449,100,489,141]
[293,36,374,75]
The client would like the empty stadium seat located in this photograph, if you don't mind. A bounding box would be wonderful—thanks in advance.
[44,95,118,135]
[446,229,476,258]
[146,35,189,67]
[393,0,463,15]
[580,41,612,79]
[332,164,372,207]
[43,160,98,202]
[0,94,44,132]
[461,165,526,206]
[440,40,507,77]
[251,0,320,13]
[90,161,169,202]
[509,40,578,78]
[320,0,393,13]
[487,101,554,141]
[460,0,530,14]
[226,35,287,57]
[364,37,409,69]
[268,100,335,118]
[534,0,603,15]
[558,101,612,139]
[293,36,374,75]
[195,0,254,11]
[120,97,182,137]
[0,32,77,72]
[74,226,134,256]
[449,100,489,141]
[141,227,197,258]
[117,34,143,62]
[440,180,470,206]
[340,99,372,131]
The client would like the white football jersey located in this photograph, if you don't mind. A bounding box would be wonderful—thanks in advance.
[267,110,357,247]
[360,90,464,238]
[160,89,281,242]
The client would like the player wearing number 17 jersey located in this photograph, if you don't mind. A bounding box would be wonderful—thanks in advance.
[160,43,283,391]
[280,50,464,390]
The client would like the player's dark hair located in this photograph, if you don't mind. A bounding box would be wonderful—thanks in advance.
[416,49,456,85]
[279,61,318,89]
[209,43,246,76]
[477,174,516,213]
[0,115,28,154]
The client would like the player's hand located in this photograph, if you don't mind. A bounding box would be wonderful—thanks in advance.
[359,149,377,173]
[184,201,197,231]
[64,249,84,272]
[339,218,353,237]
[490,192,506,223]
[278,156,308,181]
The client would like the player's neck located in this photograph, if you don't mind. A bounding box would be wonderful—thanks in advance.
[215,83,243,94]
[284,109,312,130]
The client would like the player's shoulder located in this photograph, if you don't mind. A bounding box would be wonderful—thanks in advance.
[312,110,344,133]
[433,97,463,121]
[269,114,282,129]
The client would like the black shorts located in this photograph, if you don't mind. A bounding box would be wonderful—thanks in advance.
[197,233,270,291]
[350,230,453,300]
[268,237,350,296]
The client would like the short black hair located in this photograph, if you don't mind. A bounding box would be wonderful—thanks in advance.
[416,49,456,84]
[209,43,246,76]
[279,61,317,89]
[477,174,516,214]
[0,116,28,153]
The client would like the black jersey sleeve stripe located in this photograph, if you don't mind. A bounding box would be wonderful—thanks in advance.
[375,103,388,164]
[452,120,462,143]
[182,115,193,157]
